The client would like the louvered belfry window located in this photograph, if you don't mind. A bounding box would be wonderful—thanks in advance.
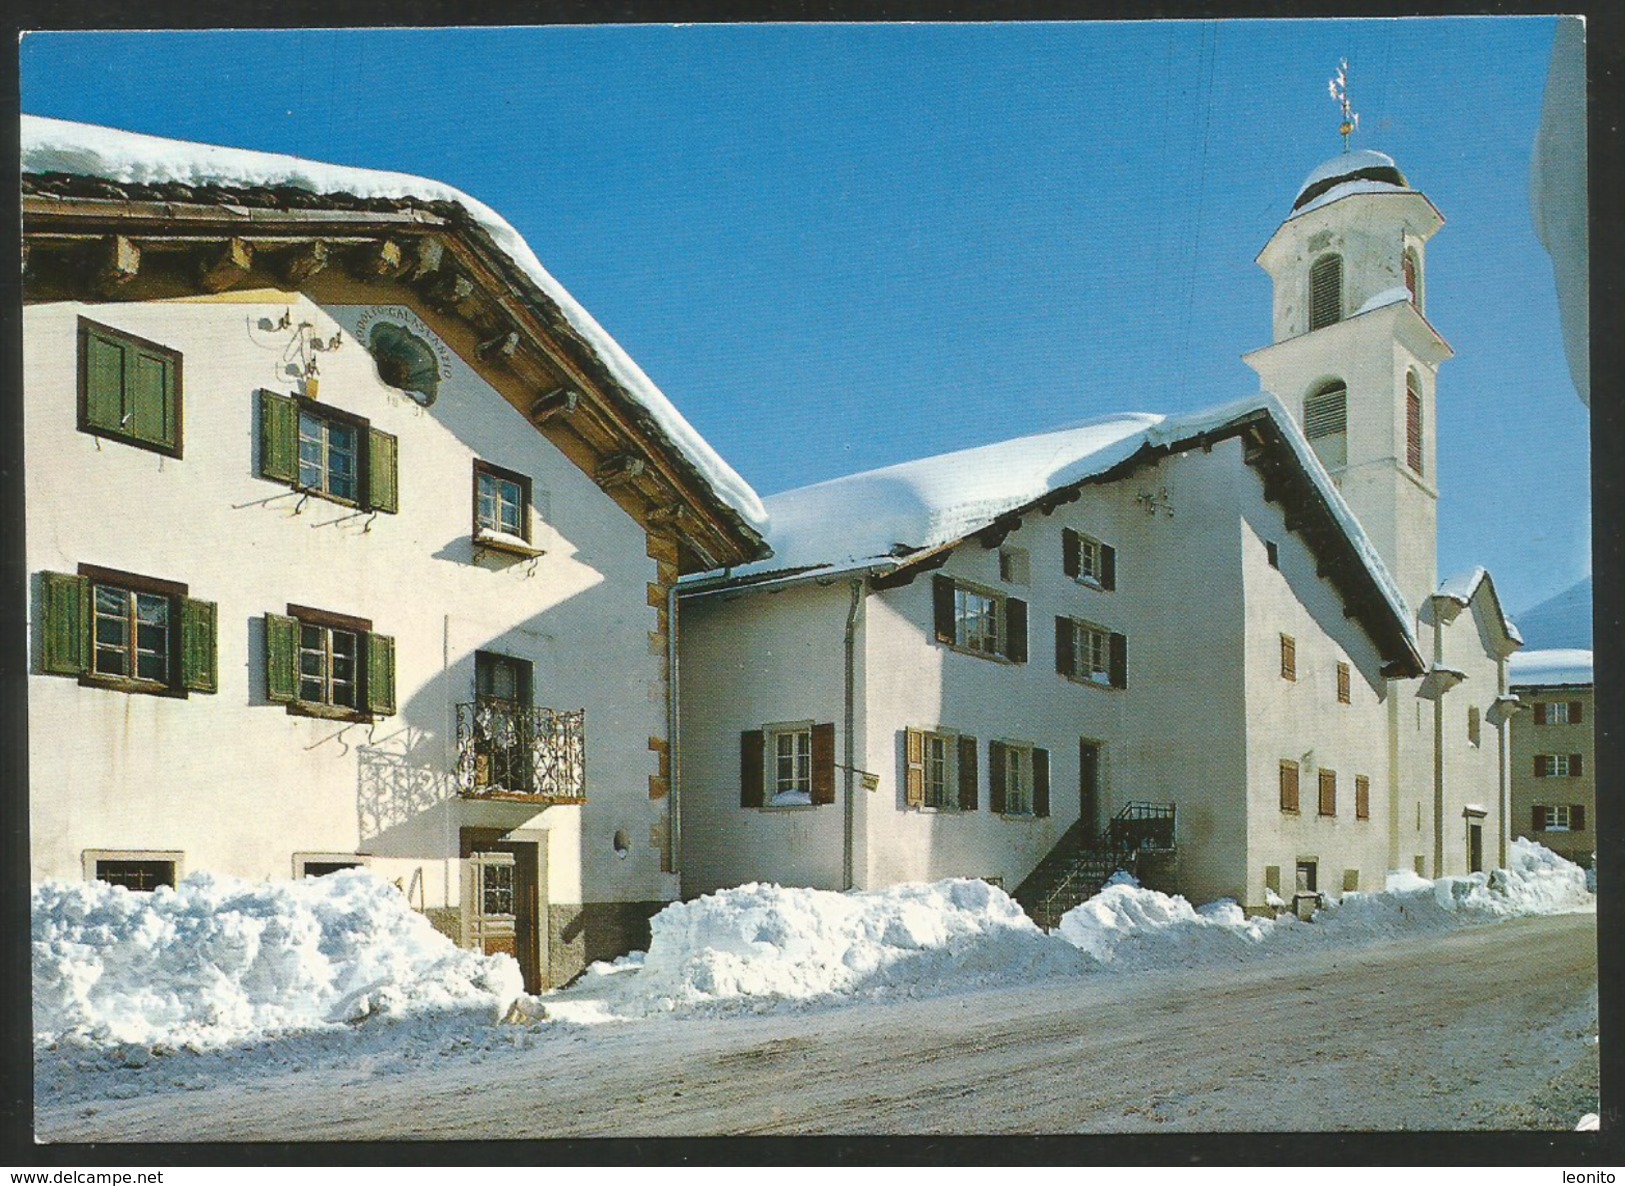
[1406,372,1424,475]
[1309,254,1343,330]
[1304,382,1348,469]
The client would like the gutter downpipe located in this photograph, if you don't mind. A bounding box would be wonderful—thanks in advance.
[843,578,863,891]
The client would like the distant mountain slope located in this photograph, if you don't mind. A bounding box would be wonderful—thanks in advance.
[1513,576,1592,650]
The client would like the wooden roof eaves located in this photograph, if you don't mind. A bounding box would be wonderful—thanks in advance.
[21,185,770,570]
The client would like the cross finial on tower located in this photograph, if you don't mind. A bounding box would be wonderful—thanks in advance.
[1328,58,1359,152]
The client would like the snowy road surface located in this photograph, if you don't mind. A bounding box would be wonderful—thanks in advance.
[38,911,1596,1139]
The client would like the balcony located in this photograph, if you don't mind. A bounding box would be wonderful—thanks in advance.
[454,701,586,803]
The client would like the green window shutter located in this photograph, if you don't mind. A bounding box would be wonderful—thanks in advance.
[989,741,1007,815]
[40,571,90,676]
[129,349,175,449]
[179,598,218,694]
[259,391,300,484]
[366,632,397,717]
[367,428,399,514]
[265,613,299,703]
[957,735,978,811]
[84,331,126,433]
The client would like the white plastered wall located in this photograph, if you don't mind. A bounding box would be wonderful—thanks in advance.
[25,292,675,914]
[676,579,852,896]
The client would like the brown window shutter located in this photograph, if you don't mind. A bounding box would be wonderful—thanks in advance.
[1100,544,1116,591]
[1280,762,1299,813]
[1406,384,1423,476]
[811,723,837,804]
[1572,805,1586,831]
[1532,805,1545,831]
[932,575,956,644]
[1004,598,1027,664]
[989,741,1007,814]
[1570,701,1583,724]
[1337,662,1350,704]
[1062,529,1081,578]
[1280,634,1296,681]
[1109,632,1128,689]
[904,728,925,808]
[1055,616,1075,677]
[1319,769,1336,817]
[740,730,765,808]
[1535,754,1549,778]
[1033,748,1050,818]
[958,736,978,810]
[1570,753,1583,778]
[1355,775,1370,820]
[1534,702,1547,726]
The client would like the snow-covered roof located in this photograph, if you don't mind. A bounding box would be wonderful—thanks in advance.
[709,391,1421,668]
[1296,149,1406,198]
[1436,567,1524,646]
[1508,648,1593,688]
[20,115,768,538]
[1290,149,1413,218]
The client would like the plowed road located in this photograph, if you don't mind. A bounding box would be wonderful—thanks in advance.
[38,911,1596,1139]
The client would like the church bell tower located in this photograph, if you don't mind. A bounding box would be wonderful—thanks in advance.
[1242,148,1452,616]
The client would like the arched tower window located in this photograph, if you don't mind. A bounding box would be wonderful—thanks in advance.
[1304,380,1348,469]
[1406,370,1424,476]
[1402,248,1421,308]
[1309,254,1343,331]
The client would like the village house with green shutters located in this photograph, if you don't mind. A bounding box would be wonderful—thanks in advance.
[21,116,769,992]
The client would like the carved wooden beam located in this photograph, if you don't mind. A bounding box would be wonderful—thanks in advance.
[93,235,140,296]
[354,238,407,280]
[198,237,253,293]
[648,504,687,528]
[424,270,473,312]
[281,240,329,286]
[596,453,647,489]
[410,236,444,281]
[529,387,580,424]
[477,329,520,363]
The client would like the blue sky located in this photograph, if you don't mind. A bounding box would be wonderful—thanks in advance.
[20,20,1588,614]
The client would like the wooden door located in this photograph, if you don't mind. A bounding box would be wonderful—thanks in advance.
[463,838,544,993]
[1079,740,1101,836]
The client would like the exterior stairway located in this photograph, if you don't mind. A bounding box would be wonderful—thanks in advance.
[1013,801,1177,931]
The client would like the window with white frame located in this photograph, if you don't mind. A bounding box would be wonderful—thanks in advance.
[771,726,813,806]
[1071,620,1110,684]
[1547,701,1571,724]
[999,744,1032,815]
[1546,754,1572,777]
[955,586,1003,655]
[922,731,954,809]
[1547,804,1572,831]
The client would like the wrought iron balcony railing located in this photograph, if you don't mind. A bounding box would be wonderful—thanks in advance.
[454,700,586,802]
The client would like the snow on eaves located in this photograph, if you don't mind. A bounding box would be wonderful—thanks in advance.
[1437,566,1525,646]
[20,115,768,536]
[1291,177,1412,220]
[1508,648,1593,688]
[725,390,1418,657]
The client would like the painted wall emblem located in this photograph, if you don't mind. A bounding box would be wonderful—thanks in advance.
[354,306,453,407]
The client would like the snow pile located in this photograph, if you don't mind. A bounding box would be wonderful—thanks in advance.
[1056,872,1271,965]
[1054,839,1590,966]
[33,870,523,1050]
[548,879,1086,1022]
[19,115,767,536]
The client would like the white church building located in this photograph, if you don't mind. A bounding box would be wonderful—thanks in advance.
[677,147,1523,918]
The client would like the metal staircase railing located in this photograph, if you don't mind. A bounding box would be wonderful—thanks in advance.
[1014,801,1176,930]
